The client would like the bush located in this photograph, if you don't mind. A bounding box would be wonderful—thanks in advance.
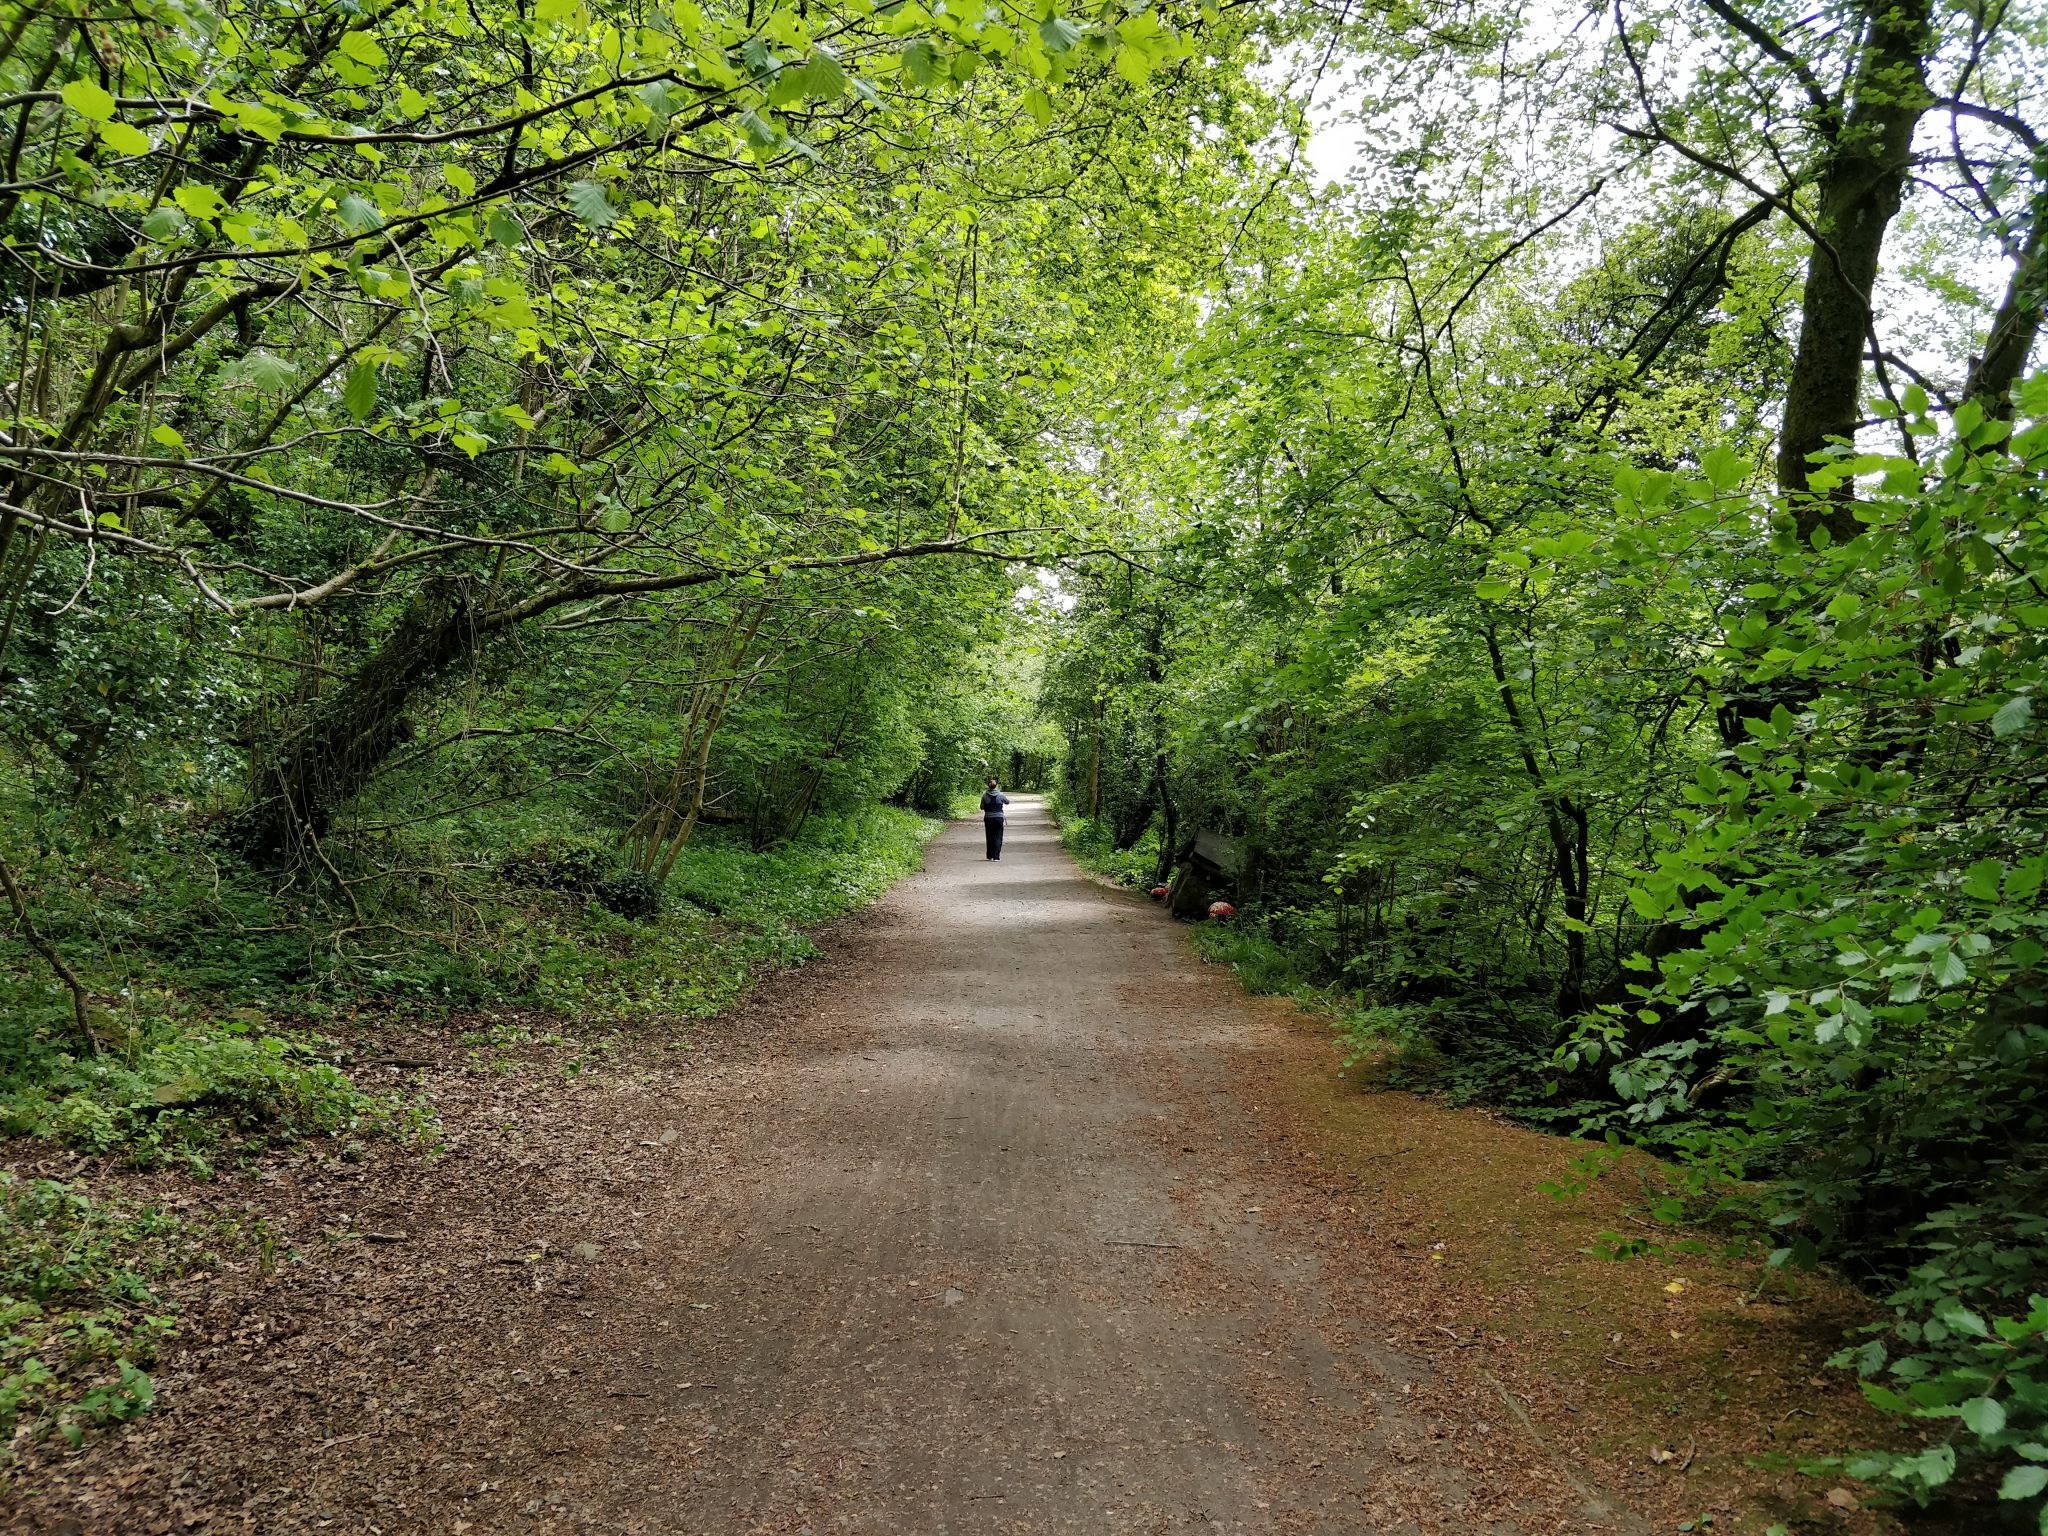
[498,834,611,892]
[495,807,941,1021]
[1,1018,412,1174]
[1055,812,1161,889]
[593,871,664,920]
[1189,921,1314,994]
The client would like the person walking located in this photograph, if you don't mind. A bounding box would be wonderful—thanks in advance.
[980,777,1009,861]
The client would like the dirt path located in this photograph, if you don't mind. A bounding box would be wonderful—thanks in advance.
[17,799,1892,1534]
[546,797,1533,1533]
[470,797,1629,1535]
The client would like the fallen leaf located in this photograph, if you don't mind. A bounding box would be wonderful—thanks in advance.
[1825,1487,1859,1511]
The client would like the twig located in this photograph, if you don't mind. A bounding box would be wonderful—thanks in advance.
[0,849,96,1054]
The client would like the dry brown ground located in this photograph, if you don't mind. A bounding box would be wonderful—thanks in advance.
[1,800,1909,1535]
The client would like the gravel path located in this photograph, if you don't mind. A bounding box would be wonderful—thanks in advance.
[491,798,1619,1534]
[11,797,1655,1534]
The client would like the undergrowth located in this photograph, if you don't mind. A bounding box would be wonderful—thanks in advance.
[0,1011,429,1177]
[492,806,942,1019]
[1051,812,1161,890]
[1,807,942,1172]
[0,804,940,1453]
[1182,917,1566,1118]
[0,1174,218,1458]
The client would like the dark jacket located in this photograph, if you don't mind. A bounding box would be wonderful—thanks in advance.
[980,790,1009,819]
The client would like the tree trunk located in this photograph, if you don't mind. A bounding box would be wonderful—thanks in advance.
[1482,624,1590,1014]
[241,576,482,860]
[1965,181,2048,421]
[1776,0,1934,531]
[1087,700,1102,815]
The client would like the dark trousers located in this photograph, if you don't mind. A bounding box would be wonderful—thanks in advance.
[984,818,1005,859]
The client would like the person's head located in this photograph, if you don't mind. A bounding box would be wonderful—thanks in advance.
[986,777,998,789]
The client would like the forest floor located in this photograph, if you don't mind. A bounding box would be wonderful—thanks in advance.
[3,799,1911,1535]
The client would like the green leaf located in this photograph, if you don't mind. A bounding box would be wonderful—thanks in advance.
[1825,591,1861,621]
[62,78,117,122]
[1022,87,1053,125]
[565,180,618,228]
[1993,694,2033,738]
[99,120,150,156]
[337,30,389,67]
[487,210,526,248]
[150,424,185,449]
[1936,1300,1991,1338]
[2000,1465,2046,1500]
[1038,16,1082,53]
[1961,860,2004,901]
[172,183,226,220]
[1114,45,1150,84]
[239,350,297,393]
[1701,444,1745,491]
[901,41,942,86]
[336,194,381,233]
[800,45,849,99]
[343,360,378,422]
[1962,1396,2007,1437]
[140,206,186,241]
[217,96,286,141]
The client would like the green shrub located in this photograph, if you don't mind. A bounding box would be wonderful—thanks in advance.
[497,833,612,892]
[1054,812,1161,889]
[1189,921,1313,994]
[1,1018,414,1174]
[487,806,941,1021]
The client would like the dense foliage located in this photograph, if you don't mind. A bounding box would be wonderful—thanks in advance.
[1038,0,2048,1519]
[0,0,1260,1445]
[0,0,1246,1038]
[4,0,2047,1517]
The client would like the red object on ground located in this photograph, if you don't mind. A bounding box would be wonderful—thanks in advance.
[1149,885,1169,899]
[1208,901,1235,920]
